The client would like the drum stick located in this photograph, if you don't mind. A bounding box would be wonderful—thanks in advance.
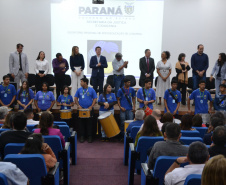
[96,120,99,135]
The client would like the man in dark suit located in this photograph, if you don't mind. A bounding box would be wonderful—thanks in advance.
[0,112,31,158]
[89,46,108,94]
[139,49,155,87]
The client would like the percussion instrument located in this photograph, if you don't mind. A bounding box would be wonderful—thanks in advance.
[60,109,72,119]
[8,108,12,112]
[124,120,134,133]
[144,106,153,116]
[78,109,91,118]
[98,111,120,138]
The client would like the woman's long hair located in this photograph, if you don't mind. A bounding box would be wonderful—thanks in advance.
[36,51,45,60]
[20,133,44,154]
[181,114,193,130]
[39,112,54,135]
[71,46,79,56]
[18,81,30,100]
[139,115,162,136]
[61,85,70,95]
[218,53,226,66]
[102,83,110,101]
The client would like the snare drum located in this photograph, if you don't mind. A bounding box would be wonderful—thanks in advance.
[98,111,120,138]
[78,109,91,118]
[60,109,72,119]
[124,120,134,133]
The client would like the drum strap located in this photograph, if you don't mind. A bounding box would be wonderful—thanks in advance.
[142,88,146,100]
[217,95,226,105]
[121,87,132,106]
[168,89,178,103]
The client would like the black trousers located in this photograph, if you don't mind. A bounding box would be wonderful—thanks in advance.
[177,82,187,104]
[55,74,66,99]
[79,118,92,138]
[35,75,48,92]
[92,75,104,94]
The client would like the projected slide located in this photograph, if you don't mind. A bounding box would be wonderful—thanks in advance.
[51,0,164,77]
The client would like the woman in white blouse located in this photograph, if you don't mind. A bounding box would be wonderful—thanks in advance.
[34,51,49,92]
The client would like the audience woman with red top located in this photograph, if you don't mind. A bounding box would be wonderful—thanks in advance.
[20,133,57,172]
[34,111,65,148]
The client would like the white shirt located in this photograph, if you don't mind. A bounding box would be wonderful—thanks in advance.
[165,164,205,185]
[112,58,124,75]
[0,162,28,185]
[34,59,49,75]
[27,119,39,125]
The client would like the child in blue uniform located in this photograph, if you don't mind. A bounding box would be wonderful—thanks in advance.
[98,83,117,141]
[214,84,226,111]
[0,75,16,108]
[188,80,213,114]
[117,78,136,136]
[57,85,74,110]
[17,81,34,110]
[164,80,181,117]
[137,78,156,110]
[34,82,55,112]
[74,78,97,143]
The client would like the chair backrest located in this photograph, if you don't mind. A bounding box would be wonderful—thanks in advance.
[64,74,71,86]
[58,125,71,142]
[187,77,193,89]
[26,125,36,132]
[193,127,208,138]
[136,136,164,163]
[181,130,200,137]
[4,143,25,156]
[0,173,8,185]
[7,73,14,82]
[27,73,36,87]
[180,136,203,145]
[184,174,202,185]
[106,75,115,88]
[0,129,10,134]
[206,77,215,90]
[125,75,136,87]
[54,121,67,126]
[130,126,140,142]
[46,74,55,86]
[4,154,47,185]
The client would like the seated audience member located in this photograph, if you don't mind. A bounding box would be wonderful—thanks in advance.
[0,112,31,157]
[34,111,65,148]
[208,126,226,157]
[180,114,196,130]
[162,112,174,123]
[0,162,29,185]
[192,114,206,127]
[201,155,226,185]
[24,109,39,126]
[213,84,226,111]
[148,123,188,169]
[165,141,209,185]
[203,117,224,145]
[134,115,162,147]
[0,106,9,124]
[20,133,57,172]
[126,109,145,134]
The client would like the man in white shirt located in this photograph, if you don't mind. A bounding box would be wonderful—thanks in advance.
[24,109,39,126]
[9,43,29,90]
[112,53,128,95]
[165,141,210,185]
[0,162,29,185]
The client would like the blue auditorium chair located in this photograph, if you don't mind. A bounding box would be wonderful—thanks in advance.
[180,136,203,145]
[53,121,67,126]
[4,154,59,185]
[0,173,8,185]
[184,174,201,185]
[181,130,200,137]
[43,135,70,185]
[124,126,140,166]
[128,136,164,185]
[26,125,36,132]
[192,127,208,138]
[141,156,188,185]
[4,143,25,156]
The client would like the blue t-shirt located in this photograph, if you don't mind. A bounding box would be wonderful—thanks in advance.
[213,94,226,111]
[189,89,212,114]
[98,93,117,111]
[164,89,181,114]
[16,89,34,110]
[0,84,16,105]
[117,87,136,110]
[57,95,74,110]
[34,91,55,111]
[137,88,156,110]
[75,87,97,108]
